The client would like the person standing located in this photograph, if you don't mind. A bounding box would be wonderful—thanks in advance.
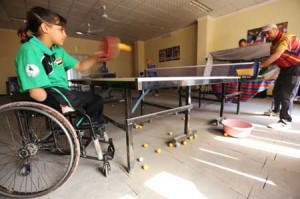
[238,38,247,48]
[100,61,108,73]
[260,23,300,129]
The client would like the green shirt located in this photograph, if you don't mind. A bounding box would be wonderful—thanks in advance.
[15,35,78,92]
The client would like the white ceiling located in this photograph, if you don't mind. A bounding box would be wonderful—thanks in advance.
[0,0,272,44]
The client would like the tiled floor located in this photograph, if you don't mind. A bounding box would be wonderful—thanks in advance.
[1,90,300,199]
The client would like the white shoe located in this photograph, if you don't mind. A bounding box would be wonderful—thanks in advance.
[294,96,300,103]
[267,120,292,130]
[264,110,279,116]
[293,96,300,102]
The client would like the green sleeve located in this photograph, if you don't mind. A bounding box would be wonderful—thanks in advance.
[15,46,51,92]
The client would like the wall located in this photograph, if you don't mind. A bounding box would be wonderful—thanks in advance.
[197,16,214,64]
[212,0,300,51]
[0,29,133,94]
[144,25,197,69]
[0,29,20,95]
[134,40,145,75]
[143,0,300,65]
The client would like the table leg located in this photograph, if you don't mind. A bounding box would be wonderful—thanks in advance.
[184,86,191,135]
[124,88,134,173]
[220,83,225,118]
[237,82,241,114]
[178,87,182,107]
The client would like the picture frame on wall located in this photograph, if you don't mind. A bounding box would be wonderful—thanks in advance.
[159,49,166,62]
[172,46,180,60]
[247,21,288,44]
[166,48,173,61]
[159,45,180,62]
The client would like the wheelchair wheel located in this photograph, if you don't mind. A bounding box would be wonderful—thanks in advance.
[0,102,80,198]
[102,162,111,177]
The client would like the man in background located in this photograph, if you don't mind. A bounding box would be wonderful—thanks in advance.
[100,61,108,73]
[238,38,247,47]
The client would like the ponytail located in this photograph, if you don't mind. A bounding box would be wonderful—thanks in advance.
[17,20,30,43]
[17,7,67,44]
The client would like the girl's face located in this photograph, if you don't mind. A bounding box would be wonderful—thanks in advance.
[47,23,67,46]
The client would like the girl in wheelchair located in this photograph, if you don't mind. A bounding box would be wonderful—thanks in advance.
[14,6,114,174]
[15,7,108,131]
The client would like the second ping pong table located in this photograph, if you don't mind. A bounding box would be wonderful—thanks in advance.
[71,62,258,173]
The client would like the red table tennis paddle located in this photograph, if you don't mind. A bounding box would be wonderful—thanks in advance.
[101,36,132,61]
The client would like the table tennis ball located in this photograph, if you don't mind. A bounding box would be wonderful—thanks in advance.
[137,125,143,129]
[155,149,162,154]
[168,131,173,135]
[182,140,188,145]
[143,143,148,148]
[168,143,174,147]
[188,135,194,140]
[138,157,144,162]
[142,164,149,170]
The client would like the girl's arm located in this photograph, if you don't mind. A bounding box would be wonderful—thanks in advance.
[29,88,47,102]
[74,51,107,73]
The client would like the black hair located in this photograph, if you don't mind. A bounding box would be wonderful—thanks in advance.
[238,38,247,47]
[17,7,67,43]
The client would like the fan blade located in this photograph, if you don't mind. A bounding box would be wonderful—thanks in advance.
[76,31,98,36]
[105,17,118,23]
[90,27,105,33]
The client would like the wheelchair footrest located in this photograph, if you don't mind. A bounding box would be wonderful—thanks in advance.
[103,138,115,161]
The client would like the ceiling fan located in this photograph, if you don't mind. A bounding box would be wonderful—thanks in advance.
[101,5,118,23]
[75,23,104,36]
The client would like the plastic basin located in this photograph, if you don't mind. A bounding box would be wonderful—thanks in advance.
[222,119,253,138]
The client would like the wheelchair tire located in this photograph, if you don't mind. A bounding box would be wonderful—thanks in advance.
[0,101,80,198]
[103,163,110,177]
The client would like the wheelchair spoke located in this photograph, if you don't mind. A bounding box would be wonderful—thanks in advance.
[0,102,80,198]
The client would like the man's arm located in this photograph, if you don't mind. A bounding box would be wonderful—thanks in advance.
[261,50,284,67]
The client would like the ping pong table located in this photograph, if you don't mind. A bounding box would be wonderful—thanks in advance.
[71,62,258,173]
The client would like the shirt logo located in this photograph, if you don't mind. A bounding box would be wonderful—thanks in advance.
[55,57,63,66]
[25,64,40,78]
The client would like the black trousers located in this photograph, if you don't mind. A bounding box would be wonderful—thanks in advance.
[273,73,300,122]
[44,87,104,123]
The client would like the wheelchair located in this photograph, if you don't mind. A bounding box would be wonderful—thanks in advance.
[0,77,115,198]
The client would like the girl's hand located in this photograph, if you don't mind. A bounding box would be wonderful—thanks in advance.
[92,51,108,62]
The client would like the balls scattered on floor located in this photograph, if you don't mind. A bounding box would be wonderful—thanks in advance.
[182,140,187,145]
[142,164,149,170]
[143,143,148,148]
[138,157,144,162]
[168,131,173,135]
[168,143,174,147]
[155,149,162,154]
